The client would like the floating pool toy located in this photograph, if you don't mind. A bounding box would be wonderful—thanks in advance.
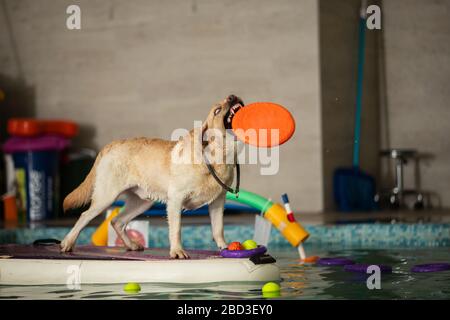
[411,263,450,273]
[242,239,258,250]
[226,190,309,248]
[301,256,320,263]
[124,282,141,293]
[317,257,355,266]
[344,264,392,274]
[227,241,243,251]
[0,244,280,285]
[279,193,316,261]
[220,245,267,259]
[231,102,295,147]
[225,189,310,262]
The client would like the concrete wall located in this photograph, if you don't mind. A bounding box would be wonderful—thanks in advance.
[0,0,324,211]
[320,0,380,210]
[382,0,450,208]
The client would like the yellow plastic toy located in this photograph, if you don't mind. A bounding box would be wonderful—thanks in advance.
[91,207,121,246]
[264,203,309,247]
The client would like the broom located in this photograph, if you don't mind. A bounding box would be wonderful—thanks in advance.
[333,0,376,212]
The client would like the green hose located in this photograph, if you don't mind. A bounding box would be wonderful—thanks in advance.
[226,189,273,213]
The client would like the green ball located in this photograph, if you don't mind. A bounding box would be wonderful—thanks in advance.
[262,282,280,293]
[123,282,141,293]
[242,239,258,250]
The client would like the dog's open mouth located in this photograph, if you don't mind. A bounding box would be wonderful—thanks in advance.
[224,103,243,130]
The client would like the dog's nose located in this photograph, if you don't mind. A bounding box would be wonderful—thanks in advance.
[227,95,237,103]
[226,95,242,106]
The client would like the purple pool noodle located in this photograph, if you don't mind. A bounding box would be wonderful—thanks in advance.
[411,263,450,273]
[317,257,355,266]
[344,264,392,273]
[220,245,267,258]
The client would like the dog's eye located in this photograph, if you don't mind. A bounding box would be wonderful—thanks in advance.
[214,107,222,116]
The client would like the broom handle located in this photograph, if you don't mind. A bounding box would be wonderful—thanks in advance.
[353,0,367,168]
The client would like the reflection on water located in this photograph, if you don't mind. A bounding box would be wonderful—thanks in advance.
[0,247,449,299]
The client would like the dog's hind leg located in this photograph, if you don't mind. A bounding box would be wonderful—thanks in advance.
[111,192,153,251]
[60,197,116,252]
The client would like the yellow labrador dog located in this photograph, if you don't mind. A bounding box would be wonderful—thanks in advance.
[61,95,244,258]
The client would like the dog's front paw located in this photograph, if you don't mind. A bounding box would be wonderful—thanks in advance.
[170,247,190,259]
[218,242,228,250]
[60,238,75,252]
[215,238,227,250]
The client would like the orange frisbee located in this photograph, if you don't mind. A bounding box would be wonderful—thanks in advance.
[231,102,295,147]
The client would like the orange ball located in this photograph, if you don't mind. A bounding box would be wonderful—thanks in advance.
[227,241,243,251]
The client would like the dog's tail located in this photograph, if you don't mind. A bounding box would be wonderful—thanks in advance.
[63,154,100,212]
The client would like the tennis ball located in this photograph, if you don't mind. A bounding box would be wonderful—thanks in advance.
[262,282,280,298]
[227,241,243,250]
[262,290,281,298]
[262,282,280,293]
[123,282,141,293]
[242,239,258,250]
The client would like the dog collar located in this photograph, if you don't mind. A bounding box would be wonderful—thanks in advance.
[204,156,240,197]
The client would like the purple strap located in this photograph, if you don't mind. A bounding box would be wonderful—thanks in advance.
[344,264,392,273]
[411,263,450,273]
[220,245,267,258]
[317,257,355,266]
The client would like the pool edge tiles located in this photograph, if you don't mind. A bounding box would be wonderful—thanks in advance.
[0,223,449,248]
[305,223,450,247]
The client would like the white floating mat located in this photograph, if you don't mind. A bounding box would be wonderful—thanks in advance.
[0,244,280,285]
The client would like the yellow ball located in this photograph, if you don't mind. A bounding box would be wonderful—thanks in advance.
[263,290,281,298]
[123,282,141,293]
[242,239,258,250]
[262,282,280,293]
